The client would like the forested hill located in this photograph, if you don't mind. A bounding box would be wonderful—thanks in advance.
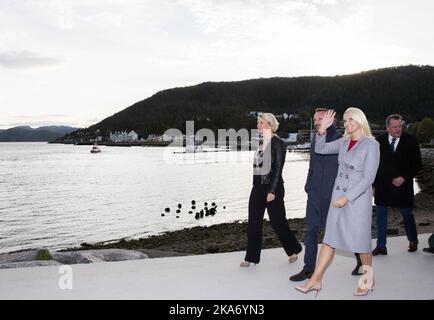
[65,65,434,139]
[0,126,78,142]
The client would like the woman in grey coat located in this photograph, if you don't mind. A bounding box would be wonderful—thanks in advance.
[295,108,380,296]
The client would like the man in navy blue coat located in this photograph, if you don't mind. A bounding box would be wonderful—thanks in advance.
[290,108,362,281]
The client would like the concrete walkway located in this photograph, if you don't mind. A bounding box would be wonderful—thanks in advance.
[0,234,432,300]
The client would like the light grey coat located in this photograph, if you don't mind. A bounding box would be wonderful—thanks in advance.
[315,134,380,253]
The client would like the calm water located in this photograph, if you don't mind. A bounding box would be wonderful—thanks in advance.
[0,143,312,253]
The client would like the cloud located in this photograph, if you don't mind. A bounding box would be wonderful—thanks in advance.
[178,0,335,35]
[30,0,155,31]
[312,0,338,5]
[8,121,68,128]
[173,0,344,74]
[14,114,72,120]
[0,0,432,130]
[0,114,85,129]
[173,0,411,78]
[0,50,62,69]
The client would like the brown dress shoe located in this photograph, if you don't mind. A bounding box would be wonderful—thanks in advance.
[289,269,313,282]
[408,241,418,252]
[372,247,388,255]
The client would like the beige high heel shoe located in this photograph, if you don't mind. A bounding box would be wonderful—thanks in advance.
[288,254,298,263]
[240,260,257,267]
[295,282,322,297]
[354,279,375,296]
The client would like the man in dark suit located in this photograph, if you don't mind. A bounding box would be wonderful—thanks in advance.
[289,108,363,281]
[373,114,422,255]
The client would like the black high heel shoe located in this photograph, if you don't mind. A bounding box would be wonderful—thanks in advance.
[352,253,363,276]
[351,263,363,275]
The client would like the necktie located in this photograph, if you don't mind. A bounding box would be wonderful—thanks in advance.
[390,137,396,152]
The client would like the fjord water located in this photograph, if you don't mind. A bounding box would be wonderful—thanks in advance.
[0,143,310,253]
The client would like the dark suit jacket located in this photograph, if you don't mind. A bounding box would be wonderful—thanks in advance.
[305,126,342,227]
[252,135,286,194]
[374,132,422,208]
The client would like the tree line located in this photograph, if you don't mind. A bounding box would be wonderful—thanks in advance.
[60,65,434,142]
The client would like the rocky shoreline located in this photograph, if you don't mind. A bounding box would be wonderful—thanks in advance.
[60,149,434,256]
[1,149,433,268]
[76,148,433,256]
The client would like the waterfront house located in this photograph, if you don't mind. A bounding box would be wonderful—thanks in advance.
[109,130,139,142]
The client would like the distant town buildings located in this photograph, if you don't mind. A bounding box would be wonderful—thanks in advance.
[145,133,184,142]
[275,113,299,120]
[247,111,299,120]
[286,133,298,142]
[146,134,161,141]
[161,133,184,142]
[109,130,138,142]
[247,111,262,118]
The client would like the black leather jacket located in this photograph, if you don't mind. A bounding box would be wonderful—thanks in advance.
[253,135,286,193]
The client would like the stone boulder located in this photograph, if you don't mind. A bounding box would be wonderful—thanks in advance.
[0,250,40,264]
[52,249,148,264]
[0,260,61,269]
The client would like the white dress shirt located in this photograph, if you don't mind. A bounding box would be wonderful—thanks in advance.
[388,134,400,152]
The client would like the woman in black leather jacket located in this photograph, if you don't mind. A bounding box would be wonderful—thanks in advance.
[240,113,302,267]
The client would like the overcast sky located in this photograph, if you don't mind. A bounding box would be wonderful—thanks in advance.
[1,0,433,129]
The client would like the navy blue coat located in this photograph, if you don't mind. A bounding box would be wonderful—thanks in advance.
[305,126,342,228]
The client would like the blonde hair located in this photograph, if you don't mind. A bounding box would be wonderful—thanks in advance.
[343,107,373,139]
[259,113,279,133]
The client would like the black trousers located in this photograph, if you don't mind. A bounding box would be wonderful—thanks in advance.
[245,183,302,263]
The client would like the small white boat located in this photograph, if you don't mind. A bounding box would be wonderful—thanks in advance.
[91,129,102,153]
[184,135,203,153]
[90,144,101,153]
[185,142,203,153]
